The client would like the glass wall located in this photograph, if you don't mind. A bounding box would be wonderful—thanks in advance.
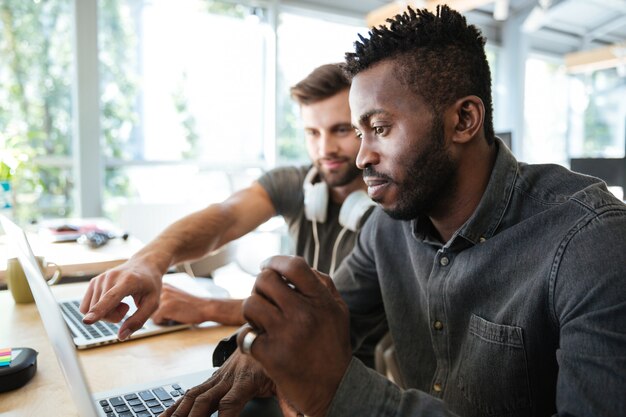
[0,0,74,221]
[100,0,272,218]
[276,11,367,164]
[522,55,625,199]
[0,0,368,224]
[523,55,569,166]
[2,0,624,225]
[568,67,625,159]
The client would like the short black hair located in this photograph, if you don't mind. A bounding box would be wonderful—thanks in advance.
[290,63,351,106]
[345,6,495,145]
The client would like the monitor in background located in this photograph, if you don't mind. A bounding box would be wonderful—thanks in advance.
[569,158,626,188]
[569,157,626,200]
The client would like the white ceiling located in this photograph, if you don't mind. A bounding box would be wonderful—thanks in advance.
[284,0,626,56]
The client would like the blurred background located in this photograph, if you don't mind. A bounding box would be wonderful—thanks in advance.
[1,0,624,228]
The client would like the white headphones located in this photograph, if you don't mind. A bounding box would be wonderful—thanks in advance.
[303,167,374,232]
[303,167,375,275]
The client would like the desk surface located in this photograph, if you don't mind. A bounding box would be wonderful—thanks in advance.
[0,282,238,417]
[0,232,145,283]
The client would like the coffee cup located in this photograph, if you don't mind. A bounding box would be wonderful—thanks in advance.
[6,256,62,304]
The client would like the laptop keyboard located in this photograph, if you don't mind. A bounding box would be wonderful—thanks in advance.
[98,383,184,416]
[60,300,143,340]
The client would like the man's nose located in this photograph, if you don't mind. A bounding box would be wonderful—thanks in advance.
[319,133,339,156]
[356,140,377,169]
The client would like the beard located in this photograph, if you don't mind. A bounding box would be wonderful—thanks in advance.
[317,160,362,188]
[367,117,457,221]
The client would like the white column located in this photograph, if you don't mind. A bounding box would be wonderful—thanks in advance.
[498,9,530,158]
[264,0,279,169]
[72,0,102,217]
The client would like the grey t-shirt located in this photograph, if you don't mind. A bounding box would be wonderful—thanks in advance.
[208,165,380,369]
[258,165,364,276]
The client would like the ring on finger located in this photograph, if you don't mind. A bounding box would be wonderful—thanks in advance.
[241,329,258,355]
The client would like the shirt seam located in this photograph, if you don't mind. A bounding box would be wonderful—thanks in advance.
[547,210,603,329]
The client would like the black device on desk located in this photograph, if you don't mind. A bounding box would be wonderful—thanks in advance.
[77,231,129,249]
[0,347,38,393]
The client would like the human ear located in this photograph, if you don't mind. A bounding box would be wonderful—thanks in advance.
[449,96,484,144]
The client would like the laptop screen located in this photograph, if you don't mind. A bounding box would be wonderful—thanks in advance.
[1,215,100,417]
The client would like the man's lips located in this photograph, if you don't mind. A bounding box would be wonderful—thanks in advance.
[320,159,346,170]
[364,176,390,199]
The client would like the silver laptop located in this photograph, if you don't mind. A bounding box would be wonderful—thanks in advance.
[2,214,218,416]
[1,216,222,349]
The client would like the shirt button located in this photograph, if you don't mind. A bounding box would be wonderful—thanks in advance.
[439,256,449,266]
[433,382,443,392]
[479,236,486,243]
[433,320,444,330]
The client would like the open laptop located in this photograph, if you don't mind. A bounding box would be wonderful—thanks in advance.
[2,214,216,416]
[1,215,227,349]
[3,214,284,417]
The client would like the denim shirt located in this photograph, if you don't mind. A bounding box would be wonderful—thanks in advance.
[331,140,626,417]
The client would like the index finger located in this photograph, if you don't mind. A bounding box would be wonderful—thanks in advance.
[82,284,129,324]
[116,293,159,340]
[259,255,326,297]
[79,278,96,314]
[83,282,157,339]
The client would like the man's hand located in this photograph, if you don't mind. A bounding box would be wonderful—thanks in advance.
[237,255,352,417]
[151,284,245,326]
[79,256,165,340]
[161,349,276,417]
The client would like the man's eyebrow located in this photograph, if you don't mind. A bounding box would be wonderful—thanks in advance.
[331,122,353,130]
[356,109,389,126]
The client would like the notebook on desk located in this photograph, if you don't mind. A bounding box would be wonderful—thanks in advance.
[1,215,228,349]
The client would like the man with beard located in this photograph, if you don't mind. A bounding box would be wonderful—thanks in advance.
[160,5,626,417]
[80,63,374,344]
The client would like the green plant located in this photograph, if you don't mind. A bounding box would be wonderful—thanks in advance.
[0,0,138,222]
[0,161,12,181]
[0,147,29,182]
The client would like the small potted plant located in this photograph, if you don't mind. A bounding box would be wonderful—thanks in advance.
[0,153,19,217]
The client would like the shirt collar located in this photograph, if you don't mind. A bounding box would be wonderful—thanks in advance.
[412,138,518,248]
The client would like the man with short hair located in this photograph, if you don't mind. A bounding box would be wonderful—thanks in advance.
[80,64,374,351]
[161,6,626,417]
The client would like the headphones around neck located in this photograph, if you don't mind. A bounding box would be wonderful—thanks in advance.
[303,167,374,232]
[303,167,374,275]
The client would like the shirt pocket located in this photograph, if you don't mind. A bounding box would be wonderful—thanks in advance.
[457,314,532,416]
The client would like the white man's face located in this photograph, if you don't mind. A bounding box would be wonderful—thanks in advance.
[301,89,362,188]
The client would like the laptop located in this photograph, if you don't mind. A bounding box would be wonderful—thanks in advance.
[1,216,227,349]
[2,214,216,416]
[3,214,284,417]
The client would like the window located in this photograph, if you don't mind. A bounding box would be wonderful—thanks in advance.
[100,0,273,219]
[276,10,367,164]
[102,1,270,164]
[1,0,372,225]
[568,67,625,159]
[523,55,569,166]
[567,67,626,200]
[0,0,74,222]
[0,1,276,223]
